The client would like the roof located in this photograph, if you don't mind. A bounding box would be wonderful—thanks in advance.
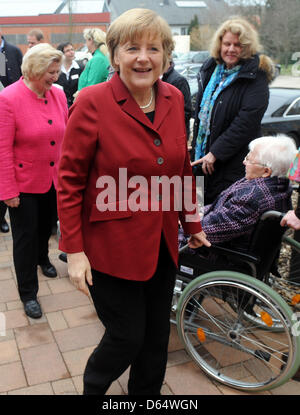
[0,0,105,17]
[108,0,226,25]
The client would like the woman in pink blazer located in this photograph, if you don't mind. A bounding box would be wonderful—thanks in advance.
[57,9,210,395]
[0,44,68,319]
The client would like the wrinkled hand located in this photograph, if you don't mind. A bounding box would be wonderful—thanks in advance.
[188,231,211,249]
[4,197,20,208]
[280,210,300,230]
[191,152,216,175]
[67,252,93,296]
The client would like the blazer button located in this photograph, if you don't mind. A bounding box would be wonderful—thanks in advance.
[19,163,23,168]
[157,157,164,165]
[45,100,48,104]
[48,120,53,125]
[154,138,161,146]
[50,141,55,146]
[50,161,54,166]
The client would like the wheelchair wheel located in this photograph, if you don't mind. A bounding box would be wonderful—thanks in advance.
[237,275,285,332]
[176,271,300,391]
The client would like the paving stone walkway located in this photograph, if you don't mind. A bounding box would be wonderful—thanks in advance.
[0,218,299,396]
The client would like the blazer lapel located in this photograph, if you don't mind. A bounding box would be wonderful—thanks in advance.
[109,73,172,133]
[110,72,154,130]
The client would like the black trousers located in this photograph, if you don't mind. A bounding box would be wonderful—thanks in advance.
[0,201,7,223]
[83,236,176,395]
[8,185,56,302]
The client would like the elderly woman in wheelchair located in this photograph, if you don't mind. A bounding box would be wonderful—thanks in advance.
[175,134,300,392]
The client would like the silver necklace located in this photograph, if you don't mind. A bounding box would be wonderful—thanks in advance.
[139,88,153,109]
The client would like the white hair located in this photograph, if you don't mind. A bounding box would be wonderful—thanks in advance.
[249,134,298,178]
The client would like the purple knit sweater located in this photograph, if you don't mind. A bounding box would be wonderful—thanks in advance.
[201,176,292,247]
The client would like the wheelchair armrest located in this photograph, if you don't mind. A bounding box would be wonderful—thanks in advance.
[200,244,260,265]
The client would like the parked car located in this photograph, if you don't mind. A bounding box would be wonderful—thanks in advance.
[261,87,300,147]
[187,78,199,116]
[75,45,92,67]
[173,50,209,80]
[274,64,281,78]
[173,50,209,65]
[176,63,202,80]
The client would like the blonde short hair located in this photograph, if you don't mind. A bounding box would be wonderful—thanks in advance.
[21,43,63,80]
[210,17,262,62]
[83,27,108,56]
[106,8,174,73]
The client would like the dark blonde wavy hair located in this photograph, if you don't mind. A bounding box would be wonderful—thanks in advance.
[210,17,262,63]
[106,8,174,73]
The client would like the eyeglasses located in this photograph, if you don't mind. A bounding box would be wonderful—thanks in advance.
[244,154,267,167]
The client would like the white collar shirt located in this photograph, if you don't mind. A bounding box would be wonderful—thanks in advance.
[61,59,80,80]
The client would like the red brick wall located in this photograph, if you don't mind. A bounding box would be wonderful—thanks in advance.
[0,13,110,54]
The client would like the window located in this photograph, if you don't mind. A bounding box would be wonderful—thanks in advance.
[286,98,300,116]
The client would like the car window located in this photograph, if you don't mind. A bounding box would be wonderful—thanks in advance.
[191,51,209,64]
[265,94,290,117]
[286,98,300,116]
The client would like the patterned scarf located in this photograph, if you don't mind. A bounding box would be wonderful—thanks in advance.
[195,63,241,161]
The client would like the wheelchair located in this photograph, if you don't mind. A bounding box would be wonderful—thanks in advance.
[172,210,300,392]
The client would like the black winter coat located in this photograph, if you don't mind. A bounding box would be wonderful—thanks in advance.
[56,64,83,107]
[0,37,22,88]
[191,54,273,204]
[162,63,192,139]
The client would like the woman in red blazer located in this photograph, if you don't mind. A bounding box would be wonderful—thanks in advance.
[0,44,68,319]
[57,8,210,395]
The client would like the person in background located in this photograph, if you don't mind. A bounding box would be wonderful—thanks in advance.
[0,44,68,319]
[56,42,83,107]
[0,27,23,233]
[191,17,274,205]
[27,29,44,49]
[162,59,192,140]
[57,8,210,395]
[77,28,110,91]
[201,135,296,251]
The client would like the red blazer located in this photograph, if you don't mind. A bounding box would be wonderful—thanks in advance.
[57,73,202,281]
[0,78,68,200]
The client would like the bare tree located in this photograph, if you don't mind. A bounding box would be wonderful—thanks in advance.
[68,0,74,42]
[260,0,300,66]
[228,0,300,65]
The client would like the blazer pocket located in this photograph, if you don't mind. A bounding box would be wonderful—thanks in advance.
[89,201,132,222]
[175,135,187,146]
[14,159,33,182]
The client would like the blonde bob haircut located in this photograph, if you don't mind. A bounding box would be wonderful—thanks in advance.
[210,17,262,62]
[83,27,109,56]
[21,43,63,81]
[106,8,174,73]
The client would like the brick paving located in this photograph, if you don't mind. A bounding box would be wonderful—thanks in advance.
[0,219,299,396]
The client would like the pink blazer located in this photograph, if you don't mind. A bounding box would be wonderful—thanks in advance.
[57,73,202,281]
[0,78,68,200]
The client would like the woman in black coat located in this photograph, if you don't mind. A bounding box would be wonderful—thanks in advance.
[56,42,83,107]
[162,61,192,139]
[191,17,274,204]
